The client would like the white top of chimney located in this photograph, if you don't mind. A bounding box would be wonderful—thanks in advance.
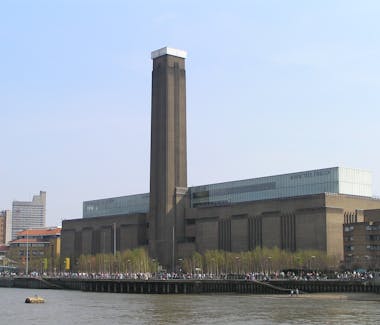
[151,47,187,59]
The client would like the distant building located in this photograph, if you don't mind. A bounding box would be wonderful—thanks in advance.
[344,209,380,270]
[0,210,12,245]
[11,191,46,240]
[61,47,380,271]
[0,212,6,244]
[0,245,9,260]
[8,227,61,273]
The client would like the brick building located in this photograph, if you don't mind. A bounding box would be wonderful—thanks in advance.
[61,47,380,271]
[8,227,61,273]
[344,209,380,269]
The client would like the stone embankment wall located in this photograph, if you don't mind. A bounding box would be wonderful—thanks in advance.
[1,277,379,294]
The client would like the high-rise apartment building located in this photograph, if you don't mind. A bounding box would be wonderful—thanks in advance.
[12,191,46,240]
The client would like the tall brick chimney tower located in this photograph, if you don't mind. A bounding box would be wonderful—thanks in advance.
[148,47,188,270]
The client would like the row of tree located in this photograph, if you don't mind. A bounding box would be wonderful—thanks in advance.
[77,248,155,274]
[6,248,60,274]
[74,247,340,275]
[181,248,339,275]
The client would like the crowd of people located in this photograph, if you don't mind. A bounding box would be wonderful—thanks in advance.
[5,269,374,282]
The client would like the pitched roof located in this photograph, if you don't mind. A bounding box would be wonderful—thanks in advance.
[16,227,61,237]
[0,245,9,252]
[9,238,50,245]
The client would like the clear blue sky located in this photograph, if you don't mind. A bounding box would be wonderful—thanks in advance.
[1,0,380,227]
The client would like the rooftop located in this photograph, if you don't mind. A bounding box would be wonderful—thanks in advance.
[10,238,50,244]
[16,227,61,237]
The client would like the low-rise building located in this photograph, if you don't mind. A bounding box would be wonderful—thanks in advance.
[0,245,10,261]
[7,227,61,274]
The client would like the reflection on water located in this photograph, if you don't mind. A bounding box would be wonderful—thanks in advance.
[0,288,379,325]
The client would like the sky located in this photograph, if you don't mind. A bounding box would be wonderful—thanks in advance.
[1,0,380,227]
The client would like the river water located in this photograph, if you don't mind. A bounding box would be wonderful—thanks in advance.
[0,288,379,324]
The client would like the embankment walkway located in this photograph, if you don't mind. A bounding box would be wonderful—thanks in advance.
[1,277,379,294]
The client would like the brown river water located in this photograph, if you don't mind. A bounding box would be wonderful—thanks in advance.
[1,288,379,324]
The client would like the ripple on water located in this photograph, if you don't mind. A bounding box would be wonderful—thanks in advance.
[1,289,379,325]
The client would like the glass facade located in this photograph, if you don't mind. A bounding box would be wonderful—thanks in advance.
[190,167,372,208]
[83,167,373,217]
[338,167,372,197]
[83,193,150,218]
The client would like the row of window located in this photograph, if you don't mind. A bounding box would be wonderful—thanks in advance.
[14,243,47,248]
[366,225,380,231]
[344,235,380,241]
[344,225,380,232]
[19,250,45,256]
[367,245,380,251]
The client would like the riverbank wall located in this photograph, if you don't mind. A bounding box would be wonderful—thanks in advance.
[1,277,380,294]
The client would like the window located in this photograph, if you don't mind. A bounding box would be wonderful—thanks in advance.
[367,245,380,251]
[366,225,380,231]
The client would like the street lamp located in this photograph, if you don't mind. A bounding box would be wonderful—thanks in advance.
[26,229,29,276]
[177,258,183,275]
[364,255,370,270]
[347,254,352,270]
[127,259,131,275]
[295,256,301,278]
[151,258,156,275]
[235,256,240,276]
[267,256,272,275]
[310,256,316,274]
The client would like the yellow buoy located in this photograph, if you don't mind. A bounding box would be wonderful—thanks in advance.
[25,295,45,303]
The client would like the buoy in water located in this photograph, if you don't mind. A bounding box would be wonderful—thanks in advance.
[25,296,45,303]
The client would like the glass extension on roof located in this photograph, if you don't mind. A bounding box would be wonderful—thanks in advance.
[82,167,372,217]
[190,167,372,208]
[83,193,149,218]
